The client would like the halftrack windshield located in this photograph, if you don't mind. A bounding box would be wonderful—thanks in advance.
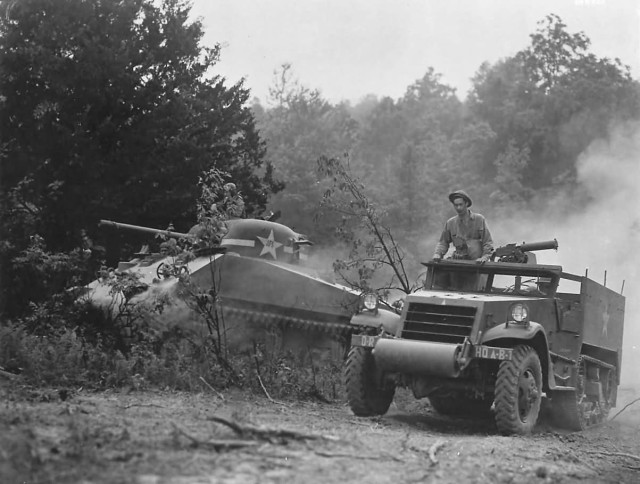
[422,260,563,297]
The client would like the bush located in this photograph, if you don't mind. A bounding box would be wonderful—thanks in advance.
[0,320,346,401]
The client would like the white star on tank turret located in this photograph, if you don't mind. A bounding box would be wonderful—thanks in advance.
[257,229,283,259]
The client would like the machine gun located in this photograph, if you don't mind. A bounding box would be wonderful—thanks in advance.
[491,239,558,264]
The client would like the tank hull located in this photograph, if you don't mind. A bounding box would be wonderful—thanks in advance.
[86,250,362,352]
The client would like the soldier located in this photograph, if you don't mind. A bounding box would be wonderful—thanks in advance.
[222,183,245,219]
[433,190,493,262]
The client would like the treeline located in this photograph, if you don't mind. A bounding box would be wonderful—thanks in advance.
[2,2,639,321]
[257,15,640,266]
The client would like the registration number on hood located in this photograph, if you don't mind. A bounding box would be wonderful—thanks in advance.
[472,345,513,361]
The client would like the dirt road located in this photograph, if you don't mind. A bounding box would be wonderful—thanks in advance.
[2,380,640,484]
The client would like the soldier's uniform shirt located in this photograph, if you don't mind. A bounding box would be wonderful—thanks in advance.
[224,194,245,218]
[434,210,494,259]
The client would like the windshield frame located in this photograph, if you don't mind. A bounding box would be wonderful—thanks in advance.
[422,260,563,297]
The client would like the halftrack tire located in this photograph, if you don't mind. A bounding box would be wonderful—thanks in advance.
[494,345,542,435]
[549,358,614,431]
[345,346,395,417]
[429,394,493,417]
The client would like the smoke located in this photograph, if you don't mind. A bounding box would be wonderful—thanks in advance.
[500,121,640,388]
[569,122,640,388]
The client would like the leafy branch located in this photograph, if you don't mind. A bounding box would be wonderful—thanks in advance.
[316,154,414,295]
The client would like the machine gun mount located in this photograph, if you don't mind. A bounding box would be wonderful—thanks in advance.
[492,239,558,264]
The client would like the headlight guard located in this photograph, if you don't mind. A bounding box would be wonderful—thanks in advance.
[361,292,379,313]
[508,303,530,326]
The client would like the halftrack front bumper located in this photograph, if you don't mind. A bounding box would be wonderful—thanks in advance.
[351,335,513,378]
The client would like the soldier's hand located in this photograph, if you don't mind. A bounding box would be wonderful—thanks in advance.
[476,255,490,264]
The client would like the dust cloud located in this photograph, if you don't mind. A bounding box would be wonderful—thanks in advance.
[494,121,640,388]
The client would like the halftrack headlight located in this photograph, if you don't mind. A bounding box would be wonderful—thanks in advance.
[509,303,529,323]
[362,293,379,311]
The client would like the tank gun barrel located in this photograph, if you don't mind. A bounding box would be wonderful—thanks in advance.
[99,220,193,239]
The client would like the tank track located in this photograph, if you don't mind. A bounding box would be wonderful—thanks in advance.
[220,305,367,341]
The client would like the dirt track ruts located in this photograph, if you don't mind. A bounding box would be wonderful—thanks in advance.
[1,381,639,484]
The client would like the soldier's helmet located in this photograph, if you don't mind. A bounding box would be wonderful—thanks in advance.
[224,183,236,192]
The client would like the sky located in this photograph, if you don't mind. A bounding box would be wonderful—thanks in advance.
[190,0,640,104]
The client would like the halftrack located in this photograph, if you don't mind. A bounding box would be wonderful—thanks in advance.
[345,240,625,435]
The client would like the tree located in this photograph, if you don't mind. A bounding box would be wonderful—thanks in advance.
[354,68,468,250]
[255,64,358,240]
[469,14,640,191]
[317,154,414,295]
[0,0,280,255]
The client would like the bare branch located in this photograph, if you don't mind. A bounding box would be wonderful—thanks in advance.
[428,440,447,465]
[587,450,640,461]
[170,422,258,451]
[199,376,225,400]
[610,397,640,421]
[207,416,339,443]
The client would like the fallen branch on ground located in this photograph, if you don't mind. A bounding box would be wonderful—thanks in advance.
[122,403,166,410]
[170,422,258,451]
[428,440,447,465]
[199,376,225,400]
[207,415,340,444]
[252,354,288,406]
[610,397,640,421]
[587,450,640,461]
[255,369,275,402]
[313,450,399,461]
[0,369,19,381]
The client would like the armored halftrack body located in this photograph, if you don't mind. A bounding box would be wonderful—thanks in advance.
[345,240,625,435]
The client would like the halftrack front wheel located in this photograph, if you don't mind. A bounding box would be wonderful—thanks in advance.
[494,345,542,435]
[345,346,395,417]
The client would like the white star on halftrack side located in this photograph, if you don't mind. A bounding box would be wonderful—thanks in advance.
[257,230,283,259]
[602,308,610,338]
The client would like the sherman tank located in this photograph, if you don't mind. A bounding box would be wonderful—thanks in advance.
[88,217,400,353]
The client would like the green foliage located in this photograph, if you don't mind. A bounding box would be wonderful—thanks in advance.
[317,154,414,295]
[469,14,640,190]
[255,64,355,240]
[0,323,129,387]
[0,0,280,258]
[351,68,482,251]
[0,321,236,390]
[0,320,346,400]
[1,234,99,318]
[0,167,240,390]
[245,342,346,401]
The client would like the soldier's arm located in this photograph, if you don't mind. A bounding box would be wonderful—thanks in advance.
[480,218,494,258]
[433,222,452,258]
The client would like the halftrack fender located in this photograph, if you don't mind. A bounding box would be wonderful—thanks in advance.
[350,307,402,335]
[480,322,557,390]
